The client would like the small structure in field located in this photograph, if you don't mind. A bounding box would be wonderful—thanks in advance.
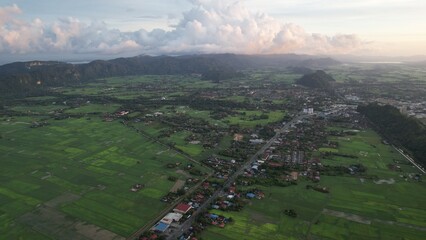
[130,183,145,192]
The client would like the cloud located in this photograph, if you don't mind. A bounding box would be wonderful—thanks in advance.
[0,1,365,58]
[151,0,364,55]
[0,4,21,25]
[0,6,139,55]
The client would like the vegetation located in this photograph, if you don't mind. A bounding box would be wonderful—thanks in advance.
[0,115,210,238]
[201,127,426,240]
[201,66,242,82]
[358,103,426,166]
[1,61,425,240]
[0,54,339,96]
[296,70,335,89]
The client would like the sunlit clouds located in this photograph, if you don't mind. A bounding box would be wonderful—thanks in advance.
[1,0,423,62]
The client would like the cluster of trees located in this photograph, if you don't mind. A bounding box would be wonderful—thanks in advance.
[257,125,276,139]
[321,152,358,159]
[237,176,297,187]
[358,103,426,167]
[306,185,330,193]
[283,209,297,218]
[219,140,256,160]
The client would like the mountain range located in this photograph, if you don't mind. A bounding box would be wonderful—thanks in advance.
[0,54,340,95]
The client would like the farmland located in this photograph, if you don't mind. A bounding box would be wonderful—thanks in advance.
[0,113,210,239]
[225,110,286,128]
[1,64,426,240]
[325,63,426,83]
[1,73,292,239]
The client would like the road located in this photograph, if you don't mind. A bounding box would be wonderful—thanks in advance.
[166,112,307,240]
[393,146,425,174]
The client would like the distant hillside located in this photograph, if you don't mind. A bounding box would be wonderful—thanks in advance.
[408,60,426,67]
[296,70,336,89]
[287,66,315,75]
[0,54,340,95]
[297,58,339,69]
[0,55,230,95]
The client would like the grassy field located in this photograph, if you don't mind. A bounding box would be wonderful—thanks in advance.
[11,104,68,114]
[64,103,121,114]
[322,129,413,177]
[168,131,204,156]
[246,70,302,85]
[57,75,218,98]
[184,109,229,128]
[3,70,424,240]
[326,63,426,83]
[1,73,290,239]
[155,105,229,128]
[201,127,426,240]
[225,110,286,128]
[201,184,327,240]
[0,115,208,239]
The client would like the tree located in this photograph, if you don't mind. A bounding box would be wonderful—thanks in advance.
[177,188,186,196]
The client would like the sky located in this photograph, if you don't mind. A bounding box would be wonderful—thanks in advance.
[0,0,425,63]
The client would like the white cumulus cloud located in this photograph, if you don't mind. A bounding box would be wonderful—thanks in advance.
[0,0,365,59]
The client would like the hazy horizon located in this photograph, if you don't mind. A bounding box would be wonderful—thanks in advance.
[1,0,425,64]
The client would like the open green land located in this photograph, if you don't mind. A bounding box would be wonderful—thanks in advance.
[58,75,219,98]
[245,70,302,85]
[322,129,415,177]
[201,185,325,240]
[225,110,286,128]
[149,106,229,128]
[326,63,426,83]
[168,131,204,156]
[11,104,68,114]
[0,113,209,239]
[1,72,297,239]
[64,103,121,114]
[2,66,424,240]
[201,127,426,240]
[3,73,289,239]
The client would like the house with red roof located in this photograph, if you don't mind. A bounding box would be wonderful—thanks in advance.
[173,203,192,214]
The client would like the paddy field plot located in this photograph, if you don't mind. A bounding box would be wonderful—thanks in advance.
[225,110,286,128]
[0,115,208,239]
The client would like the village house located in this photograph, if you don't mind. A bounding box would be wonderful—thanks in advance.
[249,139,264,144]
[117,110,129,116]
[290,171,299,181]
[173,203,192,214]
[160,212,183,224]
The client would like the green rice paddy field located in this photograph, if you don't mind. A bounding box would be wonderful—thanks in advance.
[225,110,286,128]
[0,115,208,239]
[58,75,219,98]
[326,63,426,83]
[201,129,426,240]
[2,72,425,239]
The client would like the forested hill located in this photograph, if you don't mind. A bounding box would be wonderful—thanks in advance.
[0,54,339,95]
[296,70,336,89]
[358,103,426,167]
